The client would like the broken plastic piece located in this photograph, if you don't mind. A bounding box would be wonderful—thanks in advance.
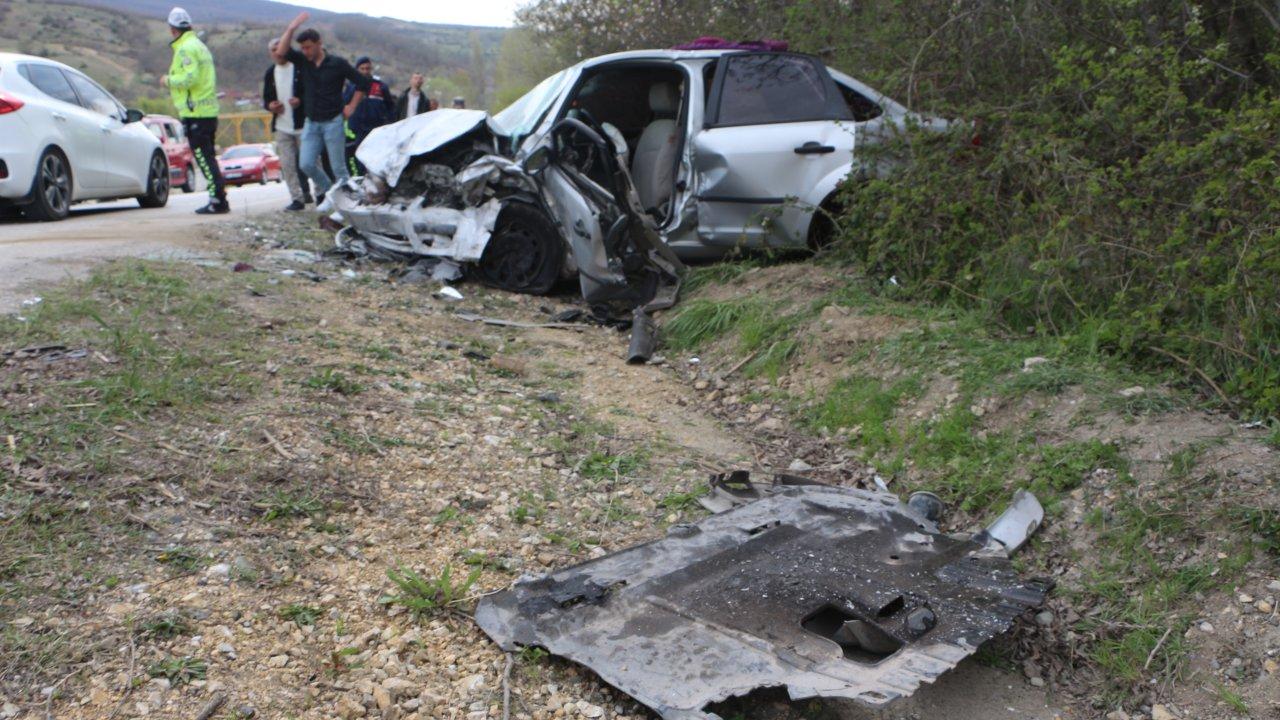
[976,489,1043,555]
[476,476,1052,719]
[435,286,464,301]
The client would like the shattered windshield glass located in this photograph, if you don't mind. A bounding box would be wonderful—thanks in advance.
[491,69,573,148]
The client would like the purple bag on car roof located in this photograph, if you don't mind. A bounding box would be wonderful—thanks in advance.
[672,36,790,51]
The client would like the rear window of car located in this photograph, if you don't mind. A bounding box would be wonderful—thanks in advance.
[222,147,260,159]
[18,63,79,106]
[713,54,848,126]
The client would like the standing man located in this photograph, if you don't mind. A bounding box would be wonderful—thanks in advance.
[342,57,395,175]
[161,7,227,214]
[272,12,369,203]
[395,73,430,121]
[263,39,312,211]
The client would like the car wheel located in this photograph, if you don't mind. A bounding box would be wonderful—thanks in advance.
[25,148,72,222]
[137,152,170,208]
[181,164,196,193]
[259,171,267,186]
[474,203,564,295]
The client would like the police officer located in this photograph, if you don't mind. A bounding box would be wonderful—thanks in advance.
[161,7,227,214]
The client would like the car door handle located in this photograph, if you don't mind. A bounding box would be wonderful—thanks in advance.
[794,142,836,155]
[99,123,112,133]
[52,112,68,122]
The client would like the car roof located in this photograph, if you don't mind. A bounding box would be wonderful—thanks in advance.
[0,52,75,70]
[576,48,743,69]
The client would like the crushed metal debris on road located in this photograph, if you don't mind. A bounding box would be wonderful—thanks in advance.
[476,472,1052,719]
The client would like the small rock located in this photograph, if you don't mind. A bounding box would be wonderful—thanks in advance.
[1022,356,1049,371]
[337,695,366,719]
[373,686,392,710]
[217,642,236,658]
[1035,611,1055,627]
[1239,593,1255,604]
[1118,386,1145,398]
[1256,600,1273,614]
[0,703,19,719]
[1198,621,1214,634]
[1105,711,1130,720]
[693,380,709,391]
[578,702,604,718]
[267,654,289,668]
[1264,659,1278,674]
[1028,676,1045,687]
[206,563,230,579]
[787,459,814,472]
[968,404,986,418]
[1151,704,1178,720]
[1268,580,1280,593]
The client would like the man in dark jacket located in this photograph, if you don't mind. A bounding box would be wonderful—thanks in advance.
[342,57,394,175]
[272,12,370,201]
[395,72,431,121]
[263,39,312,210]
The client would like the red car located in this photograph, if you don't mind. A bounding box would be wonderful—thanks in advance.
[142,114,199,193]
[217,144,282,186]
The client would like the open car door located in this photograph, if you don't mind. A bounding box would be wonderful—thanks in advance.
[693,52,856,249]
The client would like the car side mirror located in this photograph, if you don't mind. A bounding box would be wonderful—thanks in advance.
[523,146,554,175]
[125,109,145,124]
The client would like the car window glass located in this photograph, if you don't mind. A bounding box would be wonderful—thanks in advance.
[164,124,180,141]
[64,71,122,119]
[837,82,883,122]
[20,64,80,106]
[146,123,165,140]
[717,54,830,125]
[222,147,260,159]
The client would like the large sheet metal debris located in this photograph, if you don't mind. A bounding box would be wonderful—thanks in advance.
[475,474,1051,719]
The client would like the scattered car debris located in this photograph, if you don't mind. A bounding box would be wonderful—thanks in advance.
[454,312,585,331]
[435,286,464,302]
[2,344,88,364]
[476,473,1051,719]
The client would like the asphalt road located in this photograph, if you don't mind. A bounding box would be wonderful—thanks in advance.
[0,182,293,313]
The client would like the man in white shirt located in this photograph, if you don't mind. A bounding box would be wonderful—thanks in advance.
[262,39,312,210]
[395,73,432,121]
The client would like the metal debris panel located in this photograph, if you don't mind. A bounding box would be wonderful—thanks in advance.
[475,478,1051,719]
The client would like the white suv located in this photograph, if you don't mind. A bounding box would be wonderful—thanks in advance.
[0,53,169,221]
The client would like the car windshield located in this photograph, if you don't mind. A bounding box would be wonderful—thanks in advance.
[492,69,572,146]
[222,147,260,159]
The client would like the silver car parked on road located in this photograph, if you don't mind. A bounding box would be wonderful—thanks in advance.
[329,48,936,304]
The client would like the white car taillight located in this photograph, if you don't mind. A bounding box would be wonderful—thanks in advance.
[0,91,24,114]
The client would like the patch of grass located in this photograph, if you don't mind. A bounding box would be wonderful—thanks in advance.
[325,647,363,678]
[580,450,647,482]
[658,487,708,512]
[277,603,322,627]
[139,613,192,639]
[146,656,207,686]
[1213,681,1251,714]
[808,374,922,455]
[681,260,761,294]
[258,491,325,521]
[380,564,481,619]
[155,546,205,573]
[302,368,364,395]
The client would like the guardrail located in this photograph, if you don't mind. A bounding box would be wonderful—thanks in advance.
[216,111,273,146]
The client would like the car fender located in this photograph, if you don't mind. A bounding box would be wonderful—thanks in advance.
[790,159,865,241]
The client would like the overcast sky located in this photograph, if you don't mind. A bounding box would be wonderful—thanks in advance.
[294,0,523,27]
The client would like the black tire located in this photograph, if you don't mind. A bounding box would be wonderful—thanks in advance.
[25,148,72,221]
[474,204,564,295]
[137,152,170,208]
[180,164,196,193]
[258,172,267,185]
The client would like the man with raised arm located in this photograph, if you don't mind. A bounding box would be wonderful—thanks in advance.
[271,12,369,203]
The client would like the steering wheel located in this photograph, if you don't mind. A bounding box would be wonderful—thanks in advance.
[557,109,609,175]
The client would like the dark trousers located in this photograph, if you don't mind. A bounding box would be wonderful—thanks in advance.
[183,117,226,203]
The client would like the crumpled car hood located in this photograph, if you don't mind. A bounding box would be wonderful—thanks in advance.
[356,109,507,186]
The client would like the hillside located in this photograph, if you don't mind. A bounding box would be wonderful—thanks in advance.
[72,0,341,25]
[0,0,505,108]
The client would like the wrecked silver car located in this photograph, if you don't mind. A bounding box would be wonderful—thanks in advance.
[475,473,1051,720]
[328,49,937,301]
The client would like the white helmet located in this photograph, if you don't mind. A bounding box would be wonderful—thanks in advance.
[167,7,193,29]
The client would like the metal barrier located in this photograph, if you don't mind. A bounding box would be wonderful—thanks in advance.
[216,112,273,147]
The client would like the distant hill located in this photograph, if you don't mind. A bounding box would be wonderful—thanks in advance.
[0,0,505,110]
[71,0,340,25]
